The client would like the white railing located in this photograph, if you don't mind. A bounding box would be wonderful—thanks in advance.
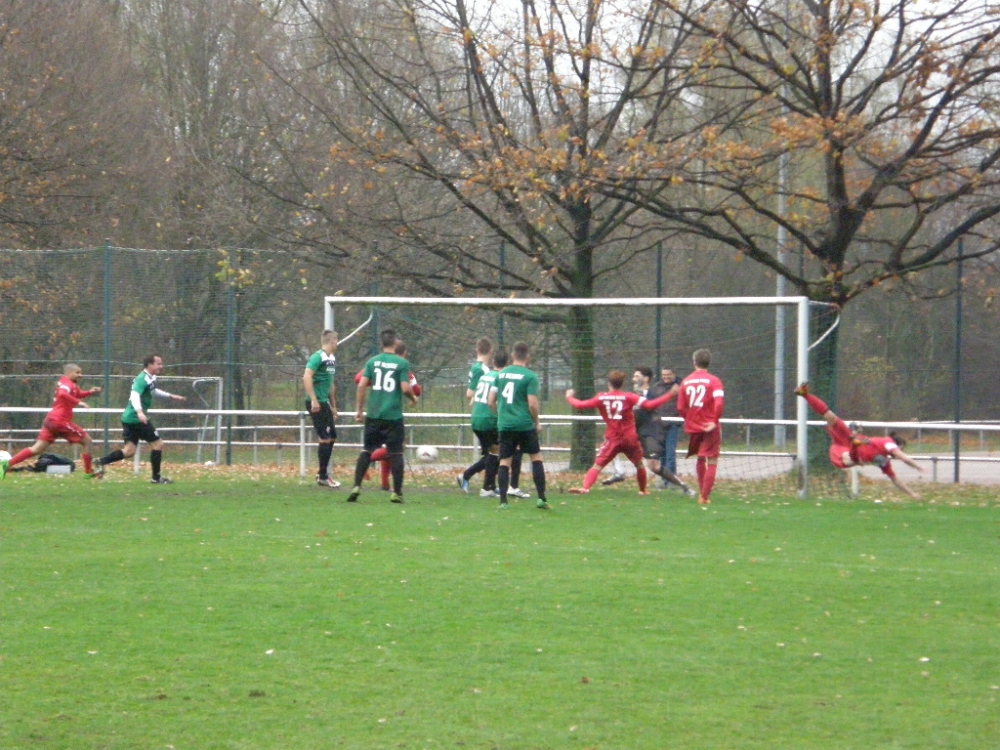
[2,407,998,490]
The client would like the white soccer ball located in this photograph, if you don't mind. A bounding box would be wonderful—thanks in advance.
[415,445,439,463]
[0,450,10,463]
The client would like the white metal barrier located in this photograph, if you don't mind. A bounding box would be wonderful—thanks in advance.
[2,407,998,489]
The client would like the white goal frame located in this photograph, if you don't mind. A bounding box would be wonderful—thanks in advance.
[325,295,814,497]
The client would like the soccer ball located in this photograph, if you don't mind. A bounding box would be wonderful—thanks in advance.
[415,445,439,463]
[0,450,10,463]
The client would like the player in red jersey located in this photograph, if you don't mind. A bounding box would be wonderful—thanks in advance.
[354,339,421,490]
[795,383,925,499]
[1,363,102,478]
[564,370,679,495]
[677,349,725,505]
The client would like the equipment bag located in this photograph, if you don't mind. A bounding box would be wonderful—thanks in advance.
[33,453,75,472]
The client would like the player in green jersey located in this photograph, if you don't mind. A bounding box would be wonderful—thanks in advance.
[459,343,503,497]
[303,329,340,488]
[458,338,530,498]
[346,329,418,504]
[94,354,187,483]
[488,342,549,509]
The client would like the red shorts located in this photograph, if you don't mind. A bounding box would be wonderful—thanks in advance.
[593,436,644,468]
[686,429,721,459]
[829,443,850,469]
[38,419,89,445]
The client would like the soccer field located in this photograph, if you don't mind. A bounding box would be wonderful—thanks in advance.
[1,469,997,750]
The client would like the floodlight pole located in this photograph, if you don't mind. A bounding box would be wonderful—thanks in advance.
[774,173,789,449]
[772,0,792,450]
[953,238,963,482]
[655,242,664,373]
[102,239,113,453]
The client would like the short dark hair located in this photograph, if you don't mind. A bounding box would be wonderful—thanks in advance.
[380,329,397,349]
[888,430,907,449]
[394,340,408,356]
[476,337,493,355]
[608,370,627,389]
[693,349,712,369]
[143,354,160,368]
[635,366,653,380]
[493,349,509,369]
[512,341,530,362]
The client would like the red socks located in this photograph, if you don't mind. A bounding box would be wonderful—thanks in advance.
[8,448,33,468]
[803,392,830,416]
[702,463,717,500]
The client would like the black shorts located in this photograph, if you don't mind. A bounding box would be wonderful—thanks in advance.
[122,421,161,445]
[306,400,337,441]
[640,433,662,460]
[363,418,405,453]
[473,428,499,456]
[498,429,540,460]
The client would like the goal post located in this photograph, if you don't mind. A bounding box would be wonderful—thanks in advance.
[325,295,815,497]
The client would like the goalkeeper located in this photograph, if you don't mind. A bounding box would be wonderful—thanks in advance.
[795,383,925,499]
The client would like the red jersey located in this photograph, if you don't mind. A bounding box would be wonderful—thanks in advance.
[677,370,725,434]
[566,389,675,443]
[46,376,97,425]
[830,436,899,477]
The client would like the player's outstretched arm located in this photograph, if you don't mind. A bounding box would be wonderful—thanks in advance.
[565,389,600,410]
[639,389,676,411]
[890,474,921,500]
[890,448,925,473]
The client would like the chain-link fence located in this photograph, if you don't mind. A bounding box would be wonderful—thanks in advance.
[3,245,998,478]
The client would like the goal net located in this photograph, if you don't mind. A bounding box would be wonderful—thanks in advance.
[325,296,817,497]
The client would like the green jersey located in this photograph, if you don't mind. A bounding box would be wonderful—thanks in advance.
[493,364,539,432]
[467,361,488,395]
[470,369,498,431]
[362,352,411,421]
[121,370,158,425]
[305,349,337,404]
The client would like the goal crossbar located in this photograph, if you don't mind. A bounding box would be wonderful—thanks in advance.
[325,295,813,497]
[325,295,810,308]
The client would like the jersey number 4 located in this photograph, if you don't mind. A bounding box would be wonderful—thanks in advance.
[501,381,517,404]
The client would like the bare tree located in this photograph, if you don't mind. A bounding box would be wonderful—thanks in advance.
[0,0,161,247]
[597,0,1000,389]
[253,0,718,465]
[114,0,323,406]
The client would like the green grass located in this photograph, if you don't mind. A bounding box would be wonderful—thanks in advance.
[1,469,998,750]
